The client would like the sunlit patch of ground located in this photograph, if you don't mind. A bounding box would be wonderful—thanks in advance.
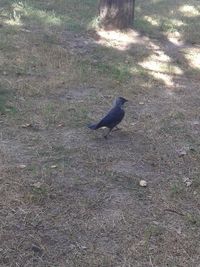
[179,4,200,17]
[139,51,184,87]
[184,47,200,70]
[96,29,149,50]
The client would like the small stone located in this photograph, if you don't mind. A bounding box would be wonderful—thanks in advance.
[130,122,137,126]
[192,121,199,125]
[186,180,192,187]
[183,177,192,187]
[50,165,57,169]
[33,182,42,188]
[19,164,26,169]
[178,149,187,157]
[176,227,182,235]
[139,102,144,105]
[31,245,43,255]
[80,245,87,250]
[183,177,189,183]
[21,123,33,128]
[139,180,147,187]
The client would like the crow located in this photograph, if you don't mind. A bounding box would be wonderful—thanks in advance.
[88,97,128,138]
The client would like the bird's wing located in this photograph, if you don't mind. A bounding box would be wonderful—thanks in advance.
[97,106,125,129]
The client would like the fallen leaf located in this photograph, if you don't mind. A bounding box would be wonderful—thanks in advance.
[21,123,33,128]
[21,123,40,131]
[57,123,65,128]
[178,149,187,157]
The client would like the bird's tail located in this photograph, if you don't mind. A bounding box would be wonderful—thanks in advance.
[87,123,98,130]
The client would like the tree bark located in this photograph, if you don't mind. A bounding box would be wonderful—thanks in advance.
[98,0,135,30]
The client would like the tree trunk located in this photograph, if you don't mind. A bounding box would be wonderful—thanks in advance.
[98,0,135,30]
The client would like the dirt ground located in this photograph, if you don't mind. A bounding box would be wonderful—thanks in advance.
[0,1,200,266]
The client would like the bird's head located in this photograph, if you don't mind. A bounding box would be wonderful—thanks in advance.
[114,97,128,107]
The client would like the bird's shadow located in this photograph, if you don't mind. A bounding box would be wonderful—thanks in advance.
[89,128,133,144]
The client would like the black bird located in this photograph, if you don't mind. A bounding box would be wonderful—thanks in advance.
[88,97,128,138]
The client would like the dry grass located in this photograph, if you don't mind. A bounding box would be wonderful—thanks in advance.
[0,0,200,266]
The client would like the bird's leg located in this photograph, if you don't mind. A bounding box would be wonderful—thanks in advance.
[104,128,112,139]
[113,126,121,132]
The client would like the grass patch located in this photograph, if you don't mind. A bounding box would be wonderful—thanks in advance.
[0,0,97,32]
[0,32,17,51]
[169,183,186,199]
[136,0,200,43]
[0,85,16,114]
[94,61,131,82]
[40,101,90,128]
[134,18,158,37]
[185,213,200,227]
[144,224,165,247]
[0,1,200,267]
[25,182,50,205]
[76,58,131,84]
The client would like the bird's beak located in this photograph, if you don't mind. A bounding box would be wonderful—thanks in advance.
[123,99,128,107]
